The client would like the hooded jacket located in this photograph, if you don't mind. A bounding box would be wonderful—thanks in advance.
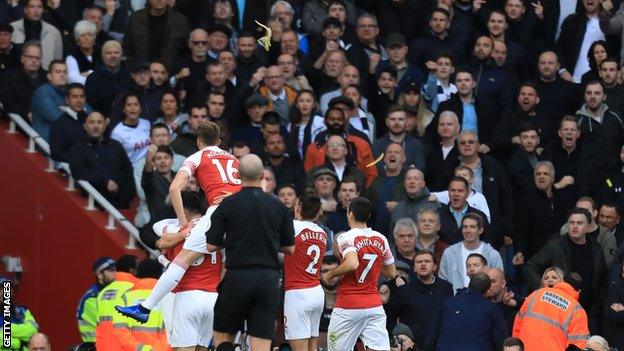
[438,241,504,293]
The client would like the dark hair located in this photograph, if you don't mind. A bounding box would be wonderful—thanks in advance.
[66,83,85,96]
[208,91,226,100]
[190,103,208,114]
[299,192,322,220]
[585,80,605,92]
[238,30,256,40]
[196,121,221,145]
[116,255,138,273]
[387,104,405,116]
[277,182,297,194]
[519,121,538,134]
[136,259,162,279]
[340,176,360,193]
[328,0,348,12]
[379,66,398,80]
[325,107,346,120]
[567,207,592,224]
[454,69,474,80]
[261,111,282,126]
[601,201,622,217]
[519,81,539,95]
[150,58,169,72]
[155,144,173,157]
[348,197,372,222]
[289,89,317,125]
[435,51,455,65]
[122,92,141,109]
[600,57,620,70]
[323,254,340,265]
[48,59,66,72]
[488,9,507,22]
[431,7,451,19]
[449,176,470,191]
[502,337,525,350]
[462,212,485,229]
[564,272,583,291]
[414,249,435,261]
[160,90,179,113]
[587,40,609,72]
[468,272,491,294]
[182,191,202,214]
[467,253,487,266]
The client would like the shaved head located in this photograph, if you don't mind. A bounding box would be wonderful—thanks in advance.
[239,154,264,182]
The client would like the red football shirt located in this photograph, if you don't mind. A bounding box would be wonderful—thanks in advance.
[335,228,394,309]
[283,220,328,291]
[179,146,242,206]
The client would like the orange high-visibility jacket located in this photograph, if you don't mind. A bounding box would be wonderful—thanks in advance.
[513,282,589,351]
[113,278,171,351]
[96,272,137,351]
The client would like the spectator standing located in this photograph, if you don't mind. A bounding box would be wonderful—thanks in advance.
[50,83,91,163]
[258,65,298,126]
[0,41,45,120]
[171,104,209,157]
[69,112,136,209]
[153,91,188,141]
[533,51,581,122]
[142,145,175,218]
[10,0,62,69]
[389,168,434,235]
[111,58,163,123]
[263,133,306,193]
[30,60,67,143]
[391,218,418,267]
[287,90,326,162]
[425,272,508,351]
[425,111,460,192]
[421,52,457,113]
[84,40,129,116]
[415,207,450,270]
[110,93,151,164]
[598,202,622,246]
[0,23,19,74]
[598,58,624,116]
[439,213,504,293]
[66,20,98,85]
[123,0,190,67]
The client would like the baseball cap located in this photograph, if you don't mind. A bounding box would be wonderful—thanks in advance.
[0,23,13,34]
[323,17,343,30]
[245,93,269,108]
[93,257,116,274]
[392,323,414,341]
[313,168,339,183]
[404,81,420,94]
[328,95,355,110]
[386,33,406,48]
[130,58,150,73]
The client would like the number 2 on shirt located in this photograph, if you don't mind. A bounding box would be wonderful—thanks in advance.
[358,253,377,283]
[305,244,321,274]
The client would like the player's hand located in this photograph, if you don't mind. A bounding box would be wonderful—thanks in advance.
[512,252,525,266]
[321,271,333,287]
[107,180,119,193]
[532,1,544,20]
[213,191,234,205]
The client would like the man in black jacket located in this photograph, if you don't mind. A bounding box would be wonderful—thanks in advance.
[387,250,453,347]
[599,58,624,116]
[69,112,136,209]
[534,51,581,122]
[409,8,462,70]
[85,40,130,116]
[50,83,90,163]
[447,130,514,249]
[524,207,608,333]
[438,176,490,244]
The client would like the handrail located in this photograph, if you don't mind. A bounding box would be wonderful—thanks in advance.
[6,112,159,257]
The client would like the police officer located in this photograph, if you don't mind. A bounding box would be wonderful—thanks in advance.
[0,276,39,350]
[76,257,116,345]
[206,154,295,351]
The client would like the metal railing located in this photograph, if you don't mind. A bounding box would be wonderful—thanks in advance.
[6,112,159,257]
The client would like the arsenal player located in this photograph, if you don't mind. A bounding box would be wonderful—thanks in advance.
[322,197,397,351]
[283,193,327,351]
[117,121,241,323]
[152,191,223,350]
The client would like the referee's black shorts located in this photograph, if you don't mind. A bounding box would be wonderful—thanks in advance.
[214,267,281,339]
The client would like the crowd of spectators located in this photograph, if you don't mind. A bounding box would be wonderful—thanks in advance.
[5,0,624,348]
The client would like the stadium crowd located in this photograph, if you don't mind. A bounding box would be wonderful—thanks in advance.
[5,0,624,349]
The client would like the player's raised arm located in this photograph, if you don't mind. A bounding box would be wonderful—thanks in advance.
[169,170,190,225]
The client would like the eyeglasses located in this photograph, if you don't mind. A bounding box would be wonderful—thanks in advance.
[23,54,42,60]
[191,40,208,46]
[459,140,477,145]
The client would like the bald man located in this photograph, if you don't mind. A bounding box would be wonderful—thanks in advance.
[28,333,50,351]
[486,268,519,332]
[207,154,295,351]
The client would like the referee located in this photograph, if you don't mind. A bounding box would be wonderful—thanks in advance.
[206,154,295,351]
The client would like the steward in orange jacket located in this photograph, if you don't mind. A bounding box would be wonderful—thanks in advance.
[96,271,137,350]
[513,279,589,351]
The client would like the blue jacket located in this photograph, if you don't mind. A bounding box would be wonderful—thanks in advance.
[462,58,513,117]
[425,288,508,351]
[31,83,66,142]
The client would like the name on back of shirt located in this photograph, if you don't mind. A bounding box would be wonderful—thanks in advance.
[299,229,327,243]
[355,237,384,251]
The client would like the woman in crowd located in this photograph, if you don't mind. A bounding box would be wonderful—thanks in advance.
[398,85,434,138]
[288,90,325,161]
[66,20,98,85]
[153,91,188,141]
[277,183,298,211]
[111,93,151,165]
[344,84,376,143]
[540,266,565,288]
[581,41,609,85]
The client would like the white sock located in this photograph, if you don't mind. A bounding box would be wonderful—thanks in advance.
[141,260,187,310]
